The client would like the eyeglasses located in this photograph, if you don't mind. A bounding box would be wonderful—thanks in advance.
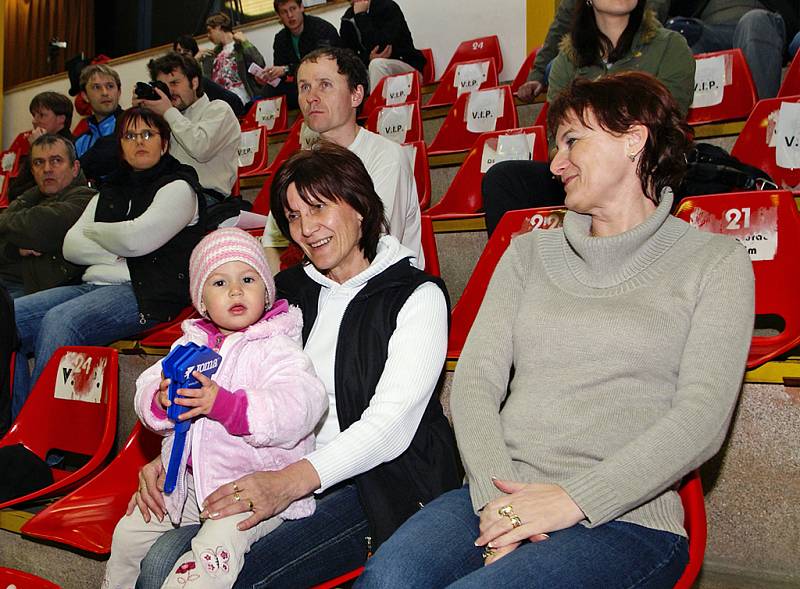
[122,130,160,143]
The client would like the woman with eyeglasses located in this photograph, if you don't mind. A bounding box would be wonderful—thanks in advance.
[12,107,205,414]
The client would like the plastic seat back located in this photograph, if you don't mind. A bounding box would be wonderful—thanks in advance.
[449,207,564,359]
[730,95,800,191]
[421,48,436,85]
[0,346,119,509]
[510,47,540,95]
[427,126,547,218]
[238,126,271,177]
[675,190,800,368]
[250,117,305,215]
[403,141,431,210]
[687,49,757,126]
[428,85,518,156]
[0,172,9,209]
[361,71,421,121]
[420,215,440,277]
[138,307,200,350]
[443,35,503,77]
[674,470,707,589]
[778,50,800,98]
[0,567,60,589]
[366,101,423,144]
[241,96,289,134]
[426,58,499,109]
[21,422,161,554]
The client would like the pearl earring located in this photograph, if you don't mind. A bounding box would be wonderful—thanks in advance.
[628,153,636,162]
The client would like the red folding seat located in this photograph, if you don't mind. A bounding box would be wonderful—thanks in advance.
[241,96,289,134]
[0,567,60,589]
[778,50,800,98]
[510,46,541,95]
[442,35,503,78]
[687,49,757,126]
[428,85,518,156]
[360,70,421,121]
[420,215,440,277]
[421,48,436,85]
[425,58,499,110]
[238,125,271,178]
[426,126,547,220]
[0,346,119,509]
[448,207,564,360]
[0,172,9,209]
[730,95,800,191]
[404,140,431,210]
[21,423,161,554]
[674,470,707,589]
[250,117,305,215]
[674,190,800,368]
[138,307,200,350]
[366,101,423,144]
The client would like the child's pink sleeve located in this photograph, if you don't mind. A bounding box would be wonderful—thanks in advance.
[207,386,251,436]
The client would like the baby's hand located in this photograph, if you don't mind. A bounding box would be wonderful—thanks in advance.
[157,373,171,410]
[174,371,220,420]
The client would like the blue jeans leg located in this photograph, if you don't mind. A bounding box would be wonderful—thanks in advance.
[733,10,786,99]
[136,483,370,589]
[357,485,688,589]
[13,283,154,416]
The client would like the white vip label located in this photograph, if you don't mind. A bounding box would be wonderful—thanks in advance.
[465,88,503,134]
[454,61,490,97]
[384,73,414,105]
[689,205,778,261]
[691,54,727,108]
[377,103,414,144]
[256,97,282,130]
[480,133,534,173]
[1,151,16,172]
[238,129,261,167]
[775,101,800,169]
[54,351,106,403]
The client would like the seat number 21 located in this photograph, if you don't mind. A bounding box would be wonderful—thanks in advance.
[724,207,750,230]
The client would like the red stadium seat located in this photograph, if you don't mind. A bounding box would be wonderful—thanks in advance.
[0,346,118,509]
[448,207,564,360]
[778,51,800,98]
[241,96,289,134]
[510,46,540,95]
[0,567,60,589]
[730,95,800,191]
[404,141,432,210]
[0,172,9,209]
[238,126,271,178]
[421,48,436,85]
[21,423,161,554]
[675,190,800,368]
[674,470,707,589]
[425,58,499,110]
[687,49,757,126]
[138,307,199,350]
[443,35,503,78]
[426,126,547,219]
[428,85,518,156]
[420,215,440,277]
[366,101,423,144]
[250,117,305,215]
[310,567,365,589]
[360,71,421,121]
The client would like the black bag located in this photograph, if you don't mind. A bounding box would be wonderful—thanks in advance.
[0,444,54,502]
[680,143,776,197]
[0,284,18,436]
[201,189,254,230]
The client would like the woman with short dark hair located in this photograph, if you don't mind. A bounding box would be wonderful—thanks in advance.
[357,72,754,589]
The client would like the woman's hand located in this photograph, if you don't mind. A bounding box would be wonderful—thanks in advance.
[517,80,543,103]
[201,459,321,530]
[476,479,584,553]
[173,371,219,420]
[126,456,167,523]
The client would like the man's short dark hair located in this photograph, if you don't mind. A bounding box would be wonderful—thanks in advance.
[206,12,233,33]
[301,47,368,95]
[173,35,199,56]
[147,52,205,98]
[31,134,78,166]
[79,64,121,92]
[274,0,303,11]
[29,92,74,130]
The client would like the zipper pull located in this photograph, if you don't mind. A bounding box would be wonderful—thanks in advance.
[365,535,373,558]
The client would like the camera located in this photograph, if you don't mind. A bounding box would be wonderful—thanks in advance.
[134,80,171,101]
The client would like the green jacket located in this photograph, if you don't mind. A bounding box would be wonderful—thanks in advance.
[0,172,95,294]
[547,10,696,117]
[200,40,266,100]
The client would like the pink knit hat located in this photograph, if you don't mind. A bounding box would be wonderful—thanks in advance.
[189,228,275,317]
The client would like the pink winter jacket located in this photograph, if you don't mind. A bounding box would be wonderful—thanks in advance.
[134,303,327,525]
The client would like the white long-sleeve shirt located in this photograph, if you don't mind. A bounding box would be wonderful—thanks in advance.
[303,236,447,491]
[63,180,199,284]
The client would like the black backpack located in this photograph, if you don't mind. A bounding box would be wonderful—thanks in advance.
[680,143,776,197]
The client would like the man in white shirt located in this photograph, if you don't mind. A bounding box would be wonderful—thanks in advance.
[133,53,240,197]
[263,46,423,272]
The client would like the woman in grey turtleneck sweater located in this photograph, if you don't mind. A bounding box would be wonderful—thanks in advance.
[357,72,754,589]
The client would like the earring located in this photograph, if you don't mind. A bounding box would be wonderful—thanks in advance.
[627,153,636,162]
[586,0,592,5]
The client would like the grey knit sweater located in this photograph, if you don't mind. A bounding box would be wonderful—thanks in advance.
[450,192,754,537]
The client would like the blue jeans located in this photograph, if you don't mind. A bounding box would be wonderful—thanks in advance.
[12,282,155,418]
[356,486,688,589]
[136,483,370,589]
[790,31,800,59]
[667,10,786,99]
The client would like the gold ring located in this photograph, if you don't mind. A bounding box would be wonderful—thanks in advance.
[233,491,241,502]
[482,548,496,559]
[248,499,255,511]
[509,515,522,528]
[498,505,514,517]
[232,482,240,493]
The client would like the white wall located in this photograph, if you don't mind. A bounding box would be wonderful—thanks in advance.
[3,0,527,147]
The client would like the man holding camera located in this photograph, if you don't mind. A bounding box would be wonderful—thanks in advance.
[134,52,240,198]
